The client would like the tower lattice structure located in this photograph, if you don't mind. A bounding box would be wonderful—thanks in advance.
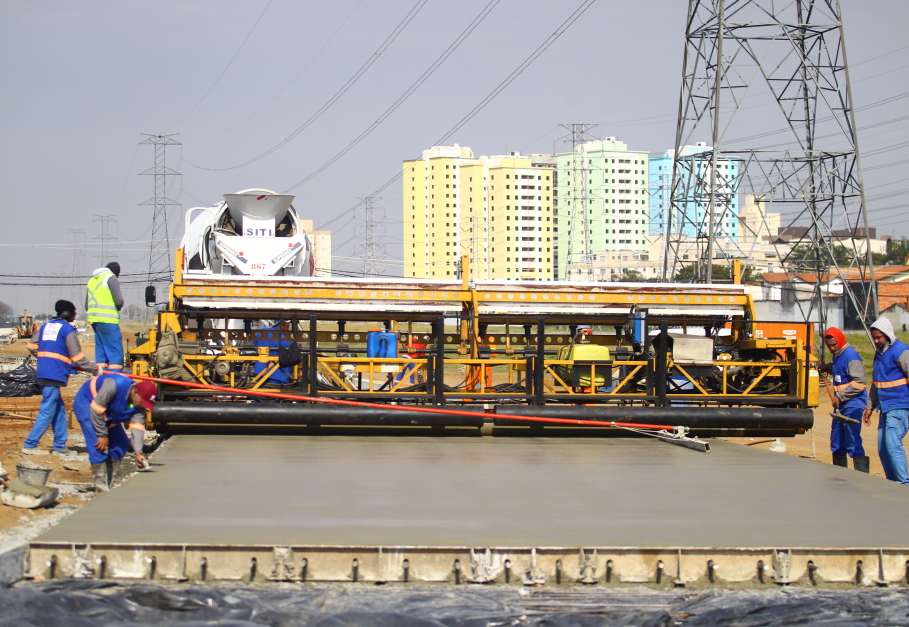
[358,196,386,277]
[663,0,876,329]
[139,134,182,287]
[560,123,598,281]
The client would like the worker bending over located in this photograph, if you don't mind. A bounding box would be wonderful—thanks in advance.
[73,372,155,491]
[85,262,125,371]
[863,317,909,485]
[818,327,869,472]
[23,300,100,455]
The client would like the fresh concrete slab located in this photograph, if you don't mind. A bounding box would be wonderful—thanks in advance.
[35,435,909,549]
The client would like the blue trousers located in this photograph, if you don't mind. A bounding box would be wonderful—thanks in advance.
[73,392,129,465]
[831,406,865,457]
[878,409,909,485]
[92,322,123,370]
[24,386,68,450]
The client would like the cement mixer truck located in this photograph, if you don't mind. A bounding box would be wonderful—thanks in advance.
[181,189,314,277]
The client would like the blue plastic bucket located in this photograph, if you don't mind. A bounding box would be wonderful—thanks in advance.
[367,330,398,358]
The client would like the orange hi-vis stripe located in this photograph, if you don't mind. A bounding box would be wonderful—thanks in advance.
[37,351,71,364]
[129,424,146,431]
[874,378,909,389]
[89,378,107,414]
[834,381,866,392]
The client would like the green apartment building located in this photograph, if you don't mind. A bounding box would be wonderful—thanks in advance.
[556,138,650,280]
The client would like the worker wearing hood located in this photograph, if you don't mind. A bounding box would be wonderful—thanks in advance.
[863,316,909,485]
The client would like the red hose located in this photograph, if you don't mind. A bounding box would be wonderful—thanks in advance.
[113,371,674,431]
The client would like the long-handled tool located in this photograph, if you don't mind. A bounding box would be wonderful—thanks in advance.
[108,371,711,453]
[819,369,860,424]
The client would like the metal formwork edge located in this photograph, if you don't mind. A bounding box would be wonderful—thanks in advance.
[26,543,909,588]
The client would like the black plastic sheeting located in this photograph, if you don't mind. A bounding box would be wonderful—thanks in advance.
[2,580,909,626]
[0,363,38,397]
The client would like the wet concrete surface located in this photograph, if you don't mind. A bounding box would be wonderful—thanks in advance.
[37,435,909,549]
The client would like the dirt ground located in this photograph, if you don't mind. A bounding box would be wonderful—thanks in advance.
[0,335,147,546]
[723,392,886,478]
[0,333,893,544]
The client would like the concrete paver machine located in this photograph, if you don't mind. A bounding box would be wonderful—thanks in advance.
[130,190,817,436]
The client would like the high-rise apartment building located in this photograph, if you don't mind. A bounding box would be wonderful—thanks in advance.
[556,138,649,281]
[299,219,332,277]
[649,142,739,240]
[737,195,781,243]
[403,145,555,280]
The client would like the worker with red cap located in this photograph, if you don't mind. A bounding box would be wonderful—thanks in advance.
[818,327,869,472]
[72,372,157,491]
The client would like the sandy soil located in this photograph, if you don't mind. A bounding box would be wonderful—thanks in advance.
[0,336,149,549]
[723,392,886,478]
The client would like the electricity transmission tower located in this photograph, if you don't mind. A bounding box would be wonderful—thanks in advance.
[139,134,182,286]
[358,196,386,277]
[560,123,598,281]
[93,215,118,263]
[663,0,876,329]
[67,229,85,305]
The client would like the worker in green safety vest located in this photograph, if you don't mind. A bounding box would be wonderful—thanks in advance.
[85,262,125,371]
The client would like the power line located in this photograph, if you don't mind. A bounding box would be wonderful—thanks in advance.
[282,0,503,191]
[314,0,597,228]
[165,0,273,132]
[185,0,429,171]
[191,0,367,141]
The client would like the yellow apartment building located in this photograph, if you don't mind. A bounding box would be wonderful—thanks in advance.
[403,144,555,280]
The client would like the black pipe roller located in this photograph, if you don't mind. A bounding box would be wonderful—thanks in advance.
[495,405,814,430]
[153,402,485,427]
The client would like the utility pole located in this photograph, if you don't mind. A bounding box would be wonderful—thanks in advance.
[666,0,876,332]
[93,215,118,263]
[358,196,386,277]
[560,123,597,281]
[139,134,182,288]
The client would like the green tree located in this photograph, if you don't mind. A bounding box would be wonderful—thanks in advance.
[612,269,645,282]
[886,237,909,265]
[786,243,856,272]
[673,262,756,283]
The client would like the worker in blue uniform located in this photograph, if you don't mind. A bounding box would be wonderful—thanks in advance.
[22,300,99,455]
[863,317,909,485]
[818,327,869,472]
[73,372,156,491]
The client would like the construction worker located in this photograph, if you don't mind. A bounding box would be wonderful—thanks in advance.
[85,262,125,372]
[863,317,909,485]
[22,300,100,455]
[818,327,869,472]
[73,372,155,491]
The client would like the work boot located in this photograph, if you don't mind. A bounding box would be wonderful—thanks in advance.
[853,456,871,473]
[832,455,849,468]
[91,463,110,492]
[109,458,122,487]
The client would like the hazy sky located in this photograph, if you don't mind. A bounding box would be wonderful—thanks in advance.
[1,0,907,313]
